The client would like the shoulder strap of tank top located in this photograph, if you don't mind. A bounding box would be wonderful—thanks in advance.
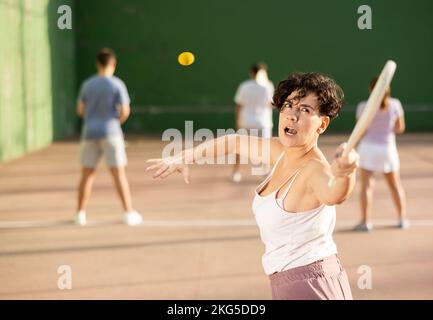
[256,152,285,193]
[276,167,303,201]
[268,152,285,177]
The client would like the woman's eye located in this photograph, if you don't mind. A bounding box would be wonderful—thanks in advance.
[302,108,309,113]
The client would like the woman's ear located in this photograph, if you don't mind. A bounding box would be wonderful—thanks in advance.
[317,116,330,134]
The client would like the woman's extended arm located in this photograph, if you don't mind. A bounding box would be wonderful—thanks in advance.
[146,134,281,182]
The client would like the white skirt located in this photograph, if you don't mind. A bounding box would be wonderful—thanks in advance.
[357,140,400,173]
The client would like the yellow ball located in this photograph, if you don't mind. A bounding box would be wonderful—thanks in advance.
[178,51,195,66]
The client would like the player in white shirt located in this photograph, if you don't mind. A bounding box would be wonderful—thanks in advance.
[233,63,274,182]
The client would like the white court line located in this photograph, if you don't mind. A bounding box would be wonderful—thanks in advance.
[140,219,256,227]
[0,220,73,229]
[0,219,433,229]
[0,219,256,229]
[337,219,433,227]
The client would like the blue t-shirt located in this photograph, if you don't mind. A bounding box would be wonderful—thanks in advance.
[78,75,130,139]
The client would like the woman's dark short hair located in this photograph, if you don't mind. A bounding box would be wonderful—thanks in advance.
[272,72,344,120]
[96,48,116,67]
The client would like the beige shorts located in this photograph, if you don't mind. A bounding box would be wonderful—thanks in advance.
[80,135,127,168]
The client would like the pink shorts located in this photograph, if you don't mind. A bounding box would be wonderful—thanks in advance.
[269,255,353,300]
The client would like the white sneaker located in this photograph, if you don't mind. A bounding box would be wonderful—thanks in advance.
[75,210,87,226]
[398,219,410,229]
[124,210,143,226]
[353,222,373,232]
[232,172,242,183]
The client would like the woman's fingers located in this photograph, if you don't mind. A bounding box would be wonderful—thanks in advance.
[181,167,190,184]
[159,166,177,179]
[334,162,357,177]
[146,157,190,183]
[146,162,164,172]
[332,148,359,178]
[146,159,165,172]
[334,142,347,159]
[153,164,169,178]
[146,158,163,163]
[349,149,360,165]
[336,147,359,166]
[344,151,359,168]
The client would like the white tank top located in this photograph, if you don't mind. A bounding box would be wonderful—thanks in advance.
[252,152,338,275]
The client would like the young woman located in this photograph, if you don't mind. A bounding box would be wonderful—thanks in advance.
[354,77,408,232]
[146,72,358,300]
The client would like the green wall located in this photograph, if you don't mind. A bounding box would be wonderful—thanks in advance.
[0,0,76,162]
[1,0,432,163]
[75,0,433,134]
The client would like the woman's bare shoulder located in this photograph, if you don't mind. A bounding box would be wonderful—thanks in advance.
[303,156,331,176]
[269,138,285,164]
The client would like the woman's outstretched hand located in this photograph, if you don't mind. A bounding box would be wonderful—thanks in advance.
[146,157,190,184]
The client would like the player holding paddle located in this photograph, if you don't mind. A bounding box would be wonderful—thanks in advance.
[147,71,360,300]
[355,72,407,232]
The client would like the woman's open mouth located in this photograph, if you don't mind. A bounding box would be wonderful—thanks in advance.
[284,127,297,136]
